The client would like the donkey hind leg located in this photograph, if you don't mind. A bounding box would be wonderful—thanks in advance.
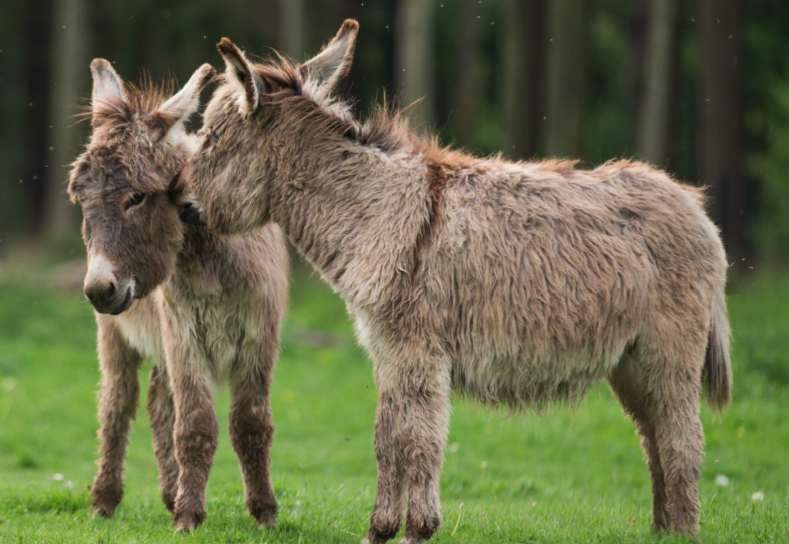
[92,322,142,519]
[146,365,179,514]
[639,333,707,537]
[363,355,451,544]
[169,369,219,533]
[608,351,669,532]
[228,344,278,529]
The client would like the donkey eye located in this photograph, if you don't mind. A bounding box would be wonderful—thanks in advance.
[125,193,146,211]
[211,133,219,144]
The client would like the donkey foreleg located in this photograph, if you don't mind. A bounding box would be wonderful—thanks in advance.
[146,365,179,514]
[364,354,451,544]
[92,320,142,519]
[163,334,219,533]
[229,341,278,529]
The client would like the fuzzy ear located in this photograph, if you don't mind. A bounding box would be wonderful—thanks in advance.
[217,37,264,115]
[91,58,125,106]
[147,64,217,144]
[298,19,359,97]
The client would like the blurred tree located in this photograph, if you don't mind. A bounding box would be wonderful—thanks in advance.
[638,0,677,167]
[745,0,789,264]
[396,0,435,128]
[499,0,545,160]
[450,0,481,148]
[21,1,54,240]
[543,0,588,157]
[45,0,89,240]
[279,0,305,60]
[700,0,745,261]
[1,0,788,267]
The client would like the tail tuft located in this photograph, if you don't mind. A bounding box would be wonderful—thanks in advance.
[704,284,732,412]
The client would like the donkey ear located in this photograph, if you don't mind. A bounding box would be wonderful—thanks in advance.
[298,19,359,97]
[90,59,126,106]
[217,38,263,115]
[148,64,217,144]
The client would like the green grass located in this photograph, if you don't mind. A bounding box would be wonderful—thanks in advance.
[1,268,788,543]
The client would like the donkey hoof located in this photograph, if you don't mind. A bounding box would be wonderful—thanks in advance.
[255,508,277,529]
[257,518,276,530]
[174,509,205,533]
[174,520,195,534]
[397,536,429,544]
[92,504,116,519]
[249,498,278,529]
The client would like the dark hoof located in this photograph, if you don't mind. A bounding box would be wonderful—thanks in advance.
[92,504,116,519]
[174,508,206,533]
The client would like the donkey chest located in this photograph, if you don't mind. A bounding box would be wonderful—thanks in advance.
[117,294,165,364]
[116,288,245,382]
[172,294,246,382]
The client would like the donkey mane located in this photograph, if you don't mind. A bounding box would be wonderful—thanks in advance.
[255,53,602,183]
[253,53,508,171]
[77,75,178,132]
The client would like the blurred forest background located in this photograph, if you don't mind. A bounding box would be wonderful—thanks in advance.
[0,0,788,273]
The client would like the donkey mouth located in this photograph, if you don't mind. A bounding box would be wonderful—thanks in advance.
[110,287,134,315]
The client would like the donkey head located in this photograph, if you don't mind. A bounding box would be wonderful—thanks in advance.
[69,59,215,314]
[173,20,359,234]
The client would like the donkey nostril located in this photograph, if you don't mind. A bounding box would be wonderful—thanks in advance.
[106,282,117,300]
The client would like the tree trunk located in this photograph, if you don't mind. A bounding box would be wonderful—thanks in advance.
[451,0,481,148]
[46,0,89,240]
[499,0,546,159]
[279,0,305,60]
[19,0,53,241]
[396,0,435,128]
[543,0,587,158]
[699,0,745,263]
[638,0,678,166]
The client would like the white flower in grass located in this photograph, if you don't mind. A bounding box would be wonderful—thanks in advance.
[751,491,764,502]
[52,473,64,481]
[714,474,729,487]
[64,480,74,488]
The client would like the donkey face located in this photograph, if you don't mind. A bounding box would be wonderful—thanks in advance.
[175,20,359,235]
[69,59,215,314]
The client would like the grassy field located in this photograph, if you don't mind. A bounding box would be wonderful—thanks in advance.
[0,267,788,543]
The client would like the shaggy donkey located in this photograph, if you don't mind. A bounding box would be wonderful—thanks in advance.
[175,20,731,543]
[69,60,288,532]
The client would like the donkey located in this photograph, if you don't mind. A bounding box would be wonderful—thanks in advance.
[68,59,289,532]
[174,20,731,543]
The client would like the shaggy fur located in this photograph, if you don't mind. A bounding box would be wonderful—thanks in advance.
[69,60,288,532]
[177,20,731,543]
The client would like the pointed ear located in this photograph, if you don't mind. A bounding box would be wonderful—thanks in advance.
[159,64,216,121]
[90,58,126,124]
[217,37,263,115]
[298,19,359,98]
[147,63,217,144]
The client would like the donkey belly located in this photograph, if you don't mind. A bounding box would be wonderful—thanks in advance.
[451,338,626,408]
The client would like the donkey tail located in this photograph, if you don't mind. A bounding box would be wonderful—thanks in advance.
[704,283,732,412]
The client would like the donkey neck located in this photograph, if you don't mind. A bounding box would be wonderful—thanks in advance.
[169,224,229,295]
[268,132,429,306]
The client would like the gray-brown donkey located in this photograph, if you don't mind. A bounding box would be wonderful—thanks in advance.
[69,60,288,532]
[175,20,731,543]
